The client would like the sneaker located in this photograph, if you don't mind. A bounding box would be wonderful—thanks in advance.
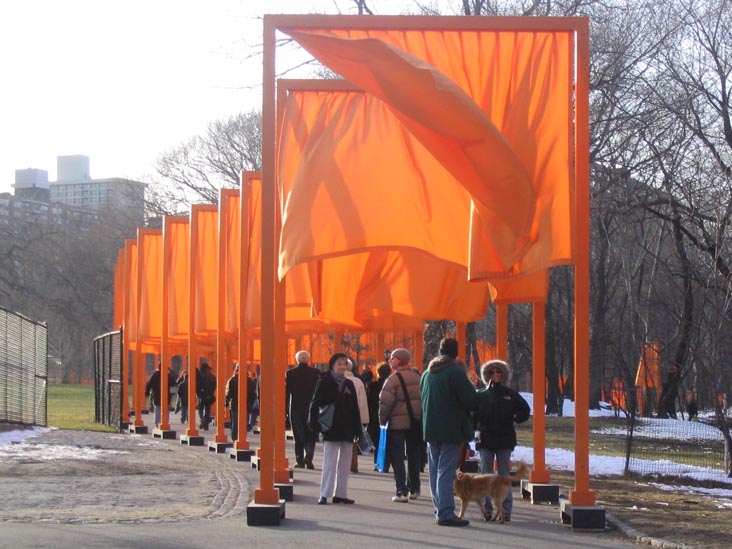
[391,494,409,503]
[437,517,470,527]
[409,491,420,500]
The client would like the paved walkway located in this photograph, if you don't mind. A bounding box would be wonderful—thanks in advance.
[0,416,640,548]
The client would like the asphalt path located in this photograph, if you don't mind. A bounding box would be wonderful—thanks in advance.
[0,417,640,548]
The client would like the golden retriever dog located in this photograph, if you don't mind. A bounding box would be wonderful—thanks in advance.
[454,460,529,523]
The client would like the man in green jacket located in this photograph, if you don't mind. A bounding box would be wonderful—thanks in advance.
[420,337,478,527]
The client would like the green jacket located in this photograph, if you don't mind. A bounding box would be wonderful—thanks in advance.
[420,355,478,444]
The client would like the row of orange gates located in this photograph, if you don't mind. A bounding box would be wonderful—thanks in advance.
[112,13,601,527]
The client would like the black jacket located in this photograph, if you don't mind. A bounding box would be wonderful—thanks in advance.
[474,382,530,451]
[286,364,320,417]
[307,371,361,443]
[145,369,177,406]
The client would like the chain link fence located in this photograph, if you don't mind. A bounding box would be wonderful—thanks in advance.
[93,329,123,431]
[0,306,48,426]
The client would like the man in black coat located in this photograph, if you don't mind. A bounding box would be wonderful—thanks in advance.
[286,350,320,469]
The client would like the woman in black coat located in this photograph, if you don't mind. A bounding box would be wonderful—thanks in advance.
[308,352,362,505]
[474,359,530,521]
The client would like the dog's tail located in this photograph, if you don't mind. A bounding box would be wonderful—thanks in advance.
[515,460,529,479]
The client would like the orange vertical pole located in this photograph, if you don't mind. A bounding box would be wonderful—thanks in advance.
[121,240,134,424]
[377,332,385,362]
[414,327,424,371]
[236,173,252,451]
[496,303,508,360]
[530,300,550,483]
[133,232,145,427]
[159,219,172,431]
[456,322,467,362]
[256,15,280,505]
[186,207,200,438]
[273,84,290,482]
[570,20,595,506]
[214,190,229,444]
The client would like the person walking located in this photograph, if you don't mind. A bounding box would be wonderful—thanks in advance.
[345,358,369,473]
[286,350,320,469]
[145,363,177,427]
[308,353,362,505]
[175,367,189,424]
[379,348,422,502]
[197,362,216,431]
[367,361,392,472]
[420,337,478,527]
[225,363,241,442]
[475,359,530,522]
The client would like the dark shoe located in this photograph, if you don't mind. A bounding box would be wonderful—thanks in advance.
[306,462,315,470]
[332,496,355,504]
[294,463,304,469]
[503,514,510,523]
[318,497,328,505]
[437,517,470,527]
[350,468,359,473]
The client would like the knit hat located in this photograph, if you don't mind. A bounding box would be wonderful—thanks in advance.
[295,350,310,364]
[390,348,412,365]
[481,359,511,383]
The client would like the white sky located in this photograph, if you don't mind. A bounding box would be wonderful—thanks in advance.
[0,0,429,194]
[4,395,732,505]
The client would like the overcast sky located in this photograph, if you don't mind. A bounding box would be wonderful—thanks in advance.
[0,0,428,195]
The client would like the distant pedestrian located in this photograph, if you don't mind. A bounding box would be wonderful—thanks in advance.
[345,358,369,473]
[286,350,319,469]
[145,363,176,427]
[225,364,241,441]
[420,337,477,527]
[197,362,216,431]
[367,362,392,472]
[175,367,189,424]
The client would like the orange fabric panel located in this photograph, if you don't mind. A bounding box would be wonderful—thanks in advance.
[124,239,138,346]
[113,248,125,330]
[166,217,190,342]
[490,270,549,303]
[223,192,241,334]
[282,29,574,279]
[137,230,163,344]
[194,207,219,338]
[278,89,472,276]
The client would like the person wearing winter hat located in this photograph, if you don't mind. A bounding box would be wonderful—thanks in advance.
[308,353,362,504]
[474,359,531,522]
[286,350,319,469]
[379,348,422,502]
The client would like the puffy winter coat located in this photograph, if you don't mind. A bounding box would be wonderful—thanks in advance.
[379,367,422,430]
[307,371,361,443]
[474,383,530,451]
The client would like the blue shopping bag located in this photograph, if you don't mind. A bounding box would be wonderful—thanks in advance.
[376,423,389,472]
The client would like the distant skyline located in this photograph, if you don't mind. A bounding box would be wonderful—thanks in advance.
[0,0,422,195]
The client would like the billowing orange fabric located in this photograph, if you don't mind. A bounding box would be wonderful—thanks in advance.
[137,230,163,346]
[164,217,190,342]
[192,206,219,338]
[490,270,548,303]
[281,29,573,279]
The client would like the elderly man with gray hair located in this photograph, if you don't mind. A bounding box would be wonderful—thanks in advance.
[286,350,320,469]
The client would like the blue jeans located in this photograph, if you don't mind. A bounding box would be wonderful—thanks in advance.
[153,404,161,426]
[479,448,513,515]
[427,442,461,521]
[388,429,421,496]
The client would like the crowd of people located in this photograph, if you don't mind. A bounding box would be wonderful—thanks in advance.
[144,336,531,527]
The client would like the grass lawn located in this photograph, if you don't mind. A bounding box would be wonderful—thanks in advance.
[47,384,116,432]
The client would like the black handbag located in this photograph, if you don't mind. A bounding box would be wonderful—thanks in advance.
[395,372,422,441]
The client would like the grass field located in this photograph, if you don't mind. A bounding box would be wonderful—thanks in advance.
[47,384,116,432]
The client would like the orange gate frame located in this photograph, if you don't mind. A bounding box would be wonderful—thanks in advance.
[261,15,592,506]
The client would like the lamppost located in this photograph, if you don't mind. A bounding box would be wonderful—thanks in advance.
[384,348,391,362]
